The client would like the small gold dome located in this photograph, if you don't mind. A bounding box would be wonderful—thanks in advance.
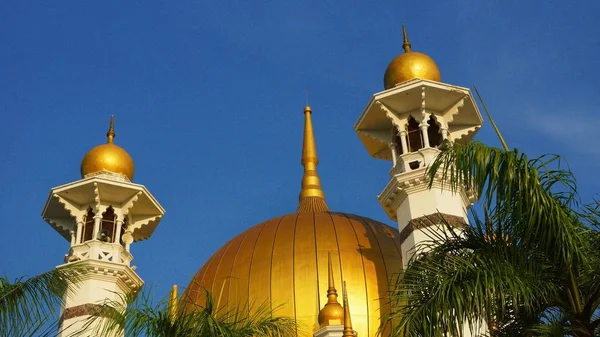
[383,25,441,89]
[80,116,135,180]
[318,302,345,327]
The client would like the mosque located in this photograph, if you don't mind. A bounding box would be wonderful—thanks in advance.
[41,26,483,337]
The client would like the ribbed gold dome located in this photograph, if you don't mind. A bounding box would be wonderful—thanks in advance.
[383,25,441,89]
[183,105,401,336]
[182,212,403,336]
[80,116,135,181]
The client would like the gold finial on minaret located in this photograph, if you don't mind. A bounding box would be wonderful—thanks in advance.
[168,284,178,323]
[298,105,329,213]
[402,24,411,53]
[106,115,115,143]
[318,252,344,327]
[342,281,355,337]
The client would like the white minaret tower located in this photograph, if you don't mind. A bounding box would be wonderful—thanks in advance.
[354,26,483,267]
[41,117,165,336]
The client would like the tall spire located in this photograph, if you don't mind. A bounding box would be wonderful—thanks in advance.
[298,105,329,213]
[106,115,115,144]
[342,281,355,337]
[402,24,412,53]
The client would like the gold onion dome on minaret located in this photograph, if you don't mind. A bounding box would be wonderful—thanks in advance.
[80,116,135,181]
[318,252,344,327]
[383,25,441,89]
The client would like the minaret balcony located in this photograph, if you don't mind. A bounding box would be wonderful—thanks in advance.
[65,240,134,266]
[390,147,441,176]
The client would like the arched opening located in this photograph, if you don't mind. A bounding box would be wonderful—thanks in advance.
[120,216,129,247]
[407,117,422,152]
[427,116,442,147]
[393,131,403,156]
[100,206,116,243]
[82,208,95,242]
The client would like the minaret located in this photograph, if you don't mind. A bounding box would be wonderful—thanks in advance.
[354,26,483,266]
[41,117,165,336]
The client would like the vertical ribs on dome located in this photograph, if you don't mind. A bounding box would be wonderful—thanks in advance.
[298,105,329,213]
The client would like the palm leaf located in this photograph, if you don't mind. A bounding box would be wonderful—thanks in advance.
[0,265,83,337]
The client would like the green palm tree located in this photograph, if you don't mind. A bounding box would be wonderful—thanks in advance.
[385,139,600,336]
[85,287,298,337]
[0,267,82,337]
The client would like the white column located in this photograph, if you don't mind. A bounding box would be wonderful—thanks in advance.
[75,221,84,244]
[399,130,408,153]
[420,123,430,148]
[389,143,397,166]
[93,215,102,240]
[115,219,123,244]
[440,127,449,140]
[69,230,76,246]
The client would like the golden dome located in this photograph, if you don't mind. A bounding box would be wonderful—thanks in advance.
[182,105,402,336]
[80,116,135,181]
[383,25,441,89]
[182,211,403,336]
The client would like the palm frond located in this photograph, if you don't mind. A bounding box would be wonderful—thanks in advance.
[84,286,296,337]
[0,265,83,337]
[427,141,589,268]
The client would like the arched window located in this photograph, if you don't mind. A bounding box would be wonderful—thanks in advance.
[407,117,423,152]
[82,208,95,242]
[393,131,403,155]
[100,207,116,243]
[120,216,129,247]
[427,116,442,148]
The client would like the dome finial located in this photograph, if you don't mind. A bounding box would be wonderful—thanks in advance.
[318,251,344,327]
[327,251,338,299]
[106,115,115,143]
[298,105,329,213]
[342,281,355,336]
[402,24,411,53]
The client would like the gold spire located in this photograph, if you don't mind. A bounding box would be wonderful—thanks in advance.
[327,252,338,300]
[168,284,178,323]
[342,281,355,337]
[298,105,329,213]
[106,115,115,143]
[318,252,344,327]
[402,24,411,53]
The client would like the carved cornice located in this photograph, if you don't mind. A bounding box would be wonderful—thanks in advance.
[378,166,476,221]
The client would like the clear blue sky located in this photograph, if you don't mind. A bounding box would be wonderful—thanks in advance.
[1,1,599,301]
